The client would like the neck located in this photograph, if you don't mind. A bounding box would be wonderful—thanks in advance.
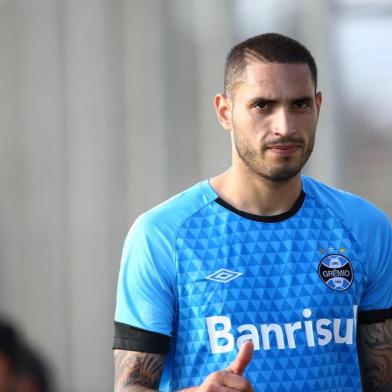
[210,166,303,217]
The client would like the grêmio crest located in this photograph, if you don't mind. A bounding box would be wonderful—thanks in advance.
[318,254,354,291]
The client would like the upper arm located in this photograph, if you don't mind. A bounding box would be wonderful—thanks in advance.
[113,215,176,390]
[357,318,392,392]
[359,212,392,312]
[356,207,392,390]
[114,349,165,392]
[115,214,177,336]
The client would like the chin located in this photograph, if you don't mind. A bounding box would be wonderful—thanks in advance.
[261,165,303,182]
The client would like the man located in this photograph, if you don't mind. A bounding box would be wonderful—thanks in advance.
[0,322,50,392]
[113,33,392,391]
[0,323,18,392]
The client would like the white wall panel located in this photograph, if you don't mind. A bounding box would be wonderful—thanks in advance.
[63,1,125,390]
[0,1,67,390]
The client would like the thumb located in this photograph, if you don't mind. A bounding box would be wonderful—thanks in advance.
[227,340,254,375]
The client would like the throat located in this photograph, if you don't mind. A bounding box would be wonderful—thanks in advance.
[215,191,305,223]
[210,169,303,218]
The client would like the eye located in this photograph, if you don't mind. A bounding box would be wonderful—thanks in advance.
[255,102,268,110]
[293,100,310,110]
[253,100,271,111]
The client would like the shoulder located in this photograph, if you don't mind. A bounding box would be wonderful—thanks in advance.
[303,179,392,313]
[302,175,390,231]
[126,180,217,245]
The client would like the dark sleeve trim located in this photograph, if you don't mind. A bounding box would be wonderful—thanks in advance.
[358,307,392,325]
[113,321,171,354]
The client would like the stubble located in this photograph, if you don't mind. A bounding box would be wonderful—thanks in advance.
[232,123,315,182]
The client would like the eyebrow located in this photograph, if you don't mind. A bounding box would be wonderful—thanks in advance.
[292,95,314,102]
[248,95,314,105]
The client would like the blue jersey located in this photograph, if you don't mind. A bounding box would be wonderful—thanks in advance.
[114,176,392,391]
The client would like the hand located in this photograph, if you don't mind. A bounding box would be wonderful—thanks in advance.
[185,340,254,391]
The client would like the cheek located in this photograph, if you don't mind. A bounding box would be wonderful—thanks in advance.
[236,113,266,136]
[250,116,272,137]
[297,115,318,133]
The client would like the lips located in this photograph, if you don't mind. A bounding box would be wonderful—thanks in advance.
[267,144,301,154]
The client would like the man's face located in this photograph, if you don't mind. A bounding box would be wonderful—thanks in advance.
[217,62,322,182]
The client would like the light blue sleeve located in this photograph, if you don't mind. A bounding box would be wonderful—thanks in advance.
[359,211,392,311]
[114,213,177,336]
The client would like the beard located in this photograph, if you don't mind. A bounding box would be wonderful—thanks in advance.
[232,126,315,183]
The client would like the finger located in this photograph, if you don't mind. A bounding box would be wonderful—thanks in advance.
[205,370,252,391]
[226,340,254,375]
[219,387,241,392]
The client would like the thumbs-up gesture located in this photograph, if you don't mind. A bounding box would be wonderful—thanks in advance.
[185,341,254,391]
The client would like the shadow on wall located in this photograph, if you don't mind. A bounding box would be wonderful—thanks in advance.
[0,319,52,392]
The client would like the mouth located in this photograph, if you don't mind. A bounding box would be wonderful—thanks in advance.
[267,143,302,155]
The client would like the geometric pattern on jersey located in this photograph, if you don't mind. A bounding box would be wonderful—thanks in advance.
[171,192,364,391]
[115,176,392,392]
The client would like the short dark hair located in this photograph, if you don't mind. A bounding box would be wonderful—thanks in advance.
[224,33,318,95]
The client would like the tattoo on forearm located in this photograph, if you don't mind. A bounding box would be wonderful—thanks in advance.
[357,319,392,392]
[114,349,164,391]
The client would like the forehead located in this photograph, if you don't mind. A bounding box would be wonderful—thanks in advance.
[235,62,315,100]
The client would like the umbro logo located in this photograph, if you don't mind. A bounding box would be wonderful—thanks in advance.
[206,269,243,283]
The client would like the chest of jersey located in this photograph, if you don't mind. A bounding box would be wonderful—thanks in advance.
[171,197,365,390]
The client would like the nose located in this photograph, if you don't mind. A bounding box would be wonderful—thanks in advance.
[272,108,296,136]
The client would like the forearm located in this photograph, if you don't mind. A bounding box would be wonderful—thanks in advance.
[114,350,164,392]
[114,341,254,392]
[116,386,156,392]
[357,319,392,391]
[114,350,201,392]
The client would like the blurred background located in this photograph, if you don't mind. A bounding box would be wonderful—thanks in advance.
[0,0,391,391]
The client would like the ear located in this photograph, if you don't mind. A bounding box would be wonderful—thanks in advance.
[315,91,322,118]
[214,93,232,130]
